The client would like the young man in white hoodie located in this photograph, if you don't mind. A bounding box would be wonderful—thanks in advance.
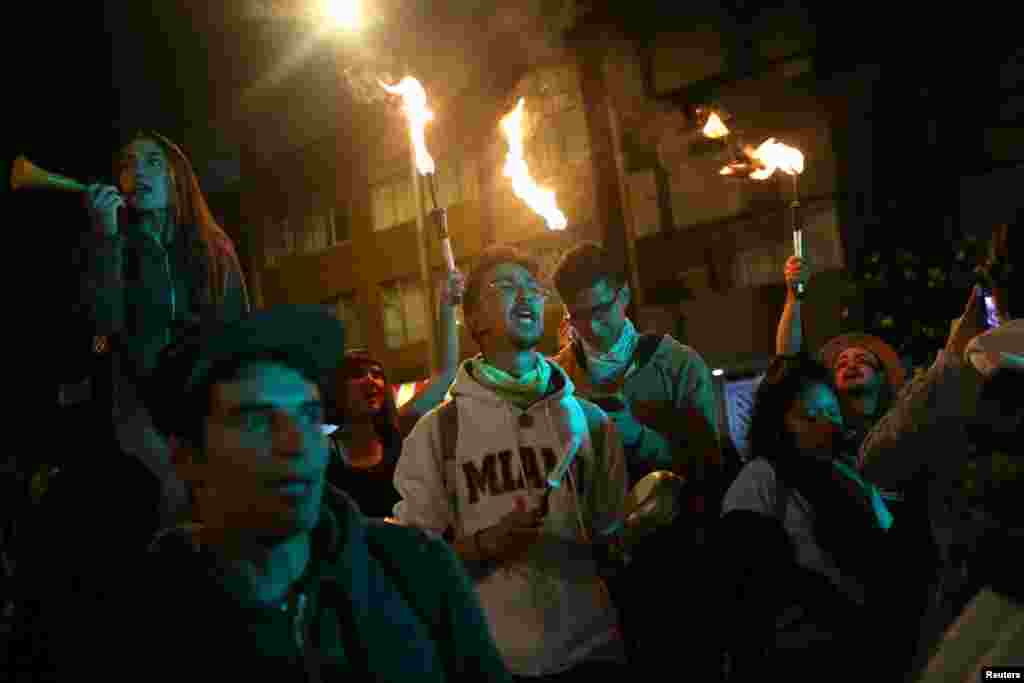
[394,245,630,680]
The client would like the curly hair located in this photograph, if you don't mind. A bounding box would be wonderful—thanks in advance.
[747,354,836,467]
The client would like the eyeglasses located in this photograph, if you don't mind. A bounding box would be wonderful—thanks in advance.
[486,279,552,302]
[565,287,621,324]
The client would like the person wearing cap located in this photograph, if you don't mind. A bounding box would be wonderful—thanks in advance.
[778,256,906,444]
[856,222,1023,678]
[717,354,931,678]
[394,245,629,680]
[47,306,510,681]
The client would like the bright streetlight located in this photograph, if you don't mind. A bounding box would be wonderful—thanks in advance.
[320,0,361,32]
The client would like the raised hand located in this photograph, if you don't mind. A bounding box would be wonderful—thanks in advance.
[440,268,466,307]
[784,255,810,294]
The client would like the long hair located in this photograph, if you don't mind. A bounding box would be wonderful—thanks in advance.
[327,351,402,461]
[747,354,895,588]
[117,131,248,312]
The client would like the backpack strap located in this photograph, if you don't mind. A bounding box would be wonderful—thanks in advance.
[633,333,665,369]
[437,399,460,540]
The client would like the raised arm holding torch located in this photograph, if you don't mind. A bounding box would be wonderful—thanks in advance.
[381,76,460,303]
[719,136,807,297]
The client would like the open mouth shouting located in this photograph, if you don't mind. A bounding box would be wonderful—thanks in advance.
[511,304,538,326]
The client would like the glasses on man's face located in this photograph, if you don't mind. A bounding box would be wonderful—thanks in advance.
[486,279,552,303]
[565,288,621,325]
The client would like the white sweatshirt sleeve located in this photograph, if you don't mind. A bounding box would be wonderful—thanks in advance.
[392,413,455,536]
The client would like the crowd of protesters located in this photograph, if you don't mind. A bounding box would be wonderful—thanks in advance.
[3,140,1020,682]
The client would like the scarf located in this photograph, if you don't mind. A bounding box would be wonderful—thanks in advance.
[469,354,552,409]
[581,318,640,384]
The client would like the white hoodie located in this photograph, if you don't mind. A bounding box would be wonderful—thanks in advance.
[394,357,628,676]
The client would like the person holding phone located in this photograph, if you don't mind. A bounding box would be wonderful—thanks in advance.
[858,220,1023,677]
[550,242,721,490]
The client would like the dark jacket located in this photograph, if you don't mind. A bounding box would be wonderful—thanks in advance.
[76,224,249,381]
[75,488,511,682]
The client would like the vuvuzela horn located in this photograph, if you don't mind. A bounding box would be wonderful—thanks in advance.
[11,155,87,193]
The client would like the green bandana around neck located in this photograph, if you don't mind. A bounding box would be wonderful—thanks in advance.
[469,354,552,408]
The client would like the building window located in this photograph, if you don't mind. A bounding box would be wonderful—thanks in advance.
[380,279,429,349]
[731,204,844,288]
[371,175,416,232]
[263,205,348,267]
[324,292,366,350]
[372,156,479,232]
[435,156,480,207]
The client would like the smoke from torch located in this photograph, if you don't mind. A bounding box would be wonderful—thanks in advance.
[499,98,568,231]
[380,76,458,280]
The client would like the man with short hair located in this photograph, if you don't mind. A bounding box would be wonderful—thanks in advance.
[549,241,724,678]
[63,306,509,681]
[551,241,721,489]
[394,245,629,680]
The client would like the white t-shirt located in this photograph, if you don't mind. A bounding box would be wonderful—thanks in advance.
[722,458,867,606]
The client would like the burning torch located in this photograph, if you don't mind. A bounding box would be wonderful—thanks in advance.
[499,98,568,231]
[380,76,460,301]
[711,116,807,298]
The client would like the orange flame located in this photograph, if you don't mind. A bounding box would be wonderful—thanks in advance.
[702,112,730,139]
[499,98,567,231]
[747,138,804,179]
[718,138,804,179]
[380,76,435,175]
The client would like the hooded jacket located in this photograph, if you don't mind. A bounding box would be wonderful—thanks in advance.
[552,333,720,485]
[75,487,509,683]
[394,357,628,677]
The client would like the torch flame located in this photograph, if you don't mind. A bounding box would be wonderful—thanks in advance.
[747,138,804,179]
[702,112,730,139]
[718,138,804,180]
[380,76,435,175]
[499,98,568,231]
